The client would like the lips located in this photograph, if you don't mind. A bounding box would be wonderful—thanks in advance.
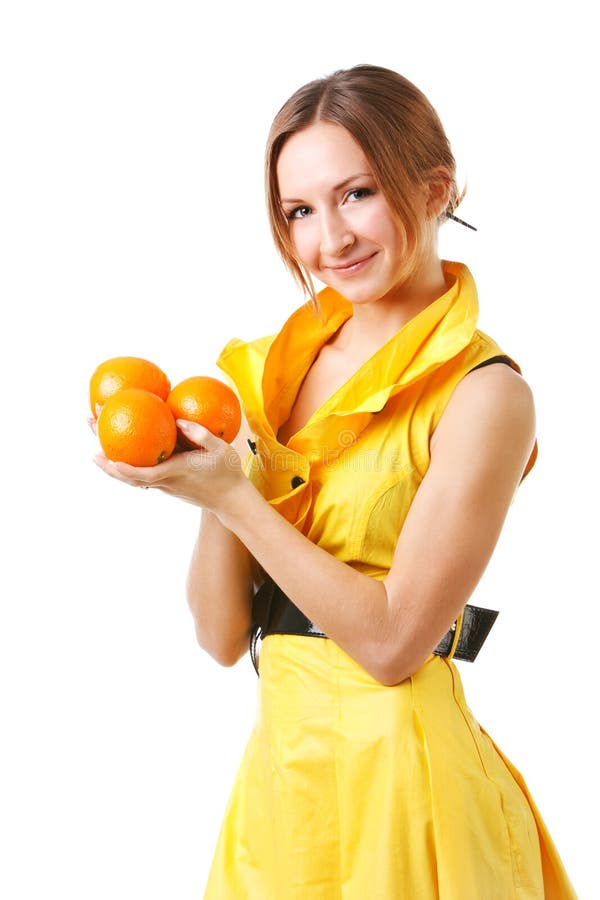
[327,252,377,274]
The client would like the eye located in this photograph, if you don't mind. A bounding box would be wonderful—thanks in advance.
[285,205,312,220]
[346,187,375,202]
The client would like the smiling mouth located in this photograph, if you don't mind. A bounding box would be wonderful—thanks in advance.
[328,253,376,274]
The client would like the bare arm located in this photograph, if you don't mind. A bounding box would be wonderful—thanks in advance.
[186,510,258,666]
[186,406,260,666]
[216,364,536,684]
[379,363,536,682]
[98,365,535,683]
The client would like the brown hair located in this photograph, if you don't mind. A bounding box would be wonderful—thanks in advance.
[265,64,462,307]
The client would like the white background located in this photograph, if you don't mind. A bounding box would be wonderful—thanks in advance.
[1,1,596,897]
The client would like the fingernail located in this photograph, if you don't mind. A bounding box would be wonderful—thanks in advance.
[177,419,193,430]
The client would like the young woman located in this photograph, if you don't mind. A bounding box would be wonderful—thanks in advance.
[96,65,576,898]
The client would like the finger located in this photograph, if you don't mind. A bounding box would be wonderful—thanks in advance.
[87,416,98,436]
[93,454,156,487]
[176,420,224,450]
[93,454,131,481]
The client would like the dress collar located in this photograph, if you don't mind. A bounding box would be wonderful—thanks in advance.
[216,260,481,528]
[218,260,479,445]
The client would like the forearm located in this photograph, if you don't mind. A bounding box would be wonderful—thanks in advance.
[187,508,255,666]
[217,479,390,681]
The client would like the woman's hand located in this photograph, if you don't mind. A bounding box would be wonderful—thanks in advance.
[93,419,247,516]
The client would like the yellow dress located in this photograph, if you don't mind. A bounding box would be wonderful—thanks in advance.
[204,262,576,899]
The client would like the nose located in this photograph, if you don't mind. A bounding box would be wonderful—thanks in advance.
[319,208,355,258]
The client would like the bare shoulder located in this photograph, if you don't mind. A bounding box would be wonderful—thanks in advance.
[380,362,537,682]
[430,361,536,464]
[461,359,535,411]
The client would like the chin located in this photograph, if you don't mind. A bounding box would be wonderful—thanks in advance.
[328,280,390,305]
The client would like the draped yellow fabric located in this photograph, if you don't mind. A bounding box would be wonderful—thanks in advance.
[204,262,575,898]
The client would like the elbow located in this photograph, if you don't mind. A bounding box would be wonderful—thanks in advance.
[371,663,412,687]
[211,648,246,668]
[374,669,413,687]
[373,661,423,687]
[366,586,442,685]
[353,642,411,686]
[194,625,250,668]
[368,642,428,687]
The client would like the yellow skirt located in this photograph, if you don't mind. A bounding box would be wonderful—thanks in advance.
[204,635,576,899]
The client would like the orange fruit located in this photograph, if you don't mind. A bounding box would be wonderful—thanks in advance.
[89,356,170,417]
[167,376,241,444]
[97,388,177,466]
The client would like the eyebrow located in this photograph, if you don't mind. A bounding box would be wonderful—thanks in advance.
[280,172,374,204]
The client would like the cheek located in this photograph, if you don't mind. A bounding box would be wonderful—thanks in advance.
[288,223,318,267]
[361,205,404,250]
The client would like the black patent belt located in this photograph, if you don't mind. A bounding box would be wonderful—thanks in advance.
[249,576,498,676]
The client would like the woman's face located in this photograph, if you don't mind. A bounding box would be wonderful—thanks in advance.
[276,121,422,306]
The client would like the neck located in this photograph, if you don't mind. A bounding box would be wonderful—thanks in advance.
[333,256,451,353]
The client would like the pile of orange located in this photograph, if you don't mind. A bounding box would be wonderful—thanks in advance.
[90,356,242,466]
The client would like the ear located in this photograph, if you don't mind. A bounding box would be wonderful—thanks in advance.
[425,166,452,220]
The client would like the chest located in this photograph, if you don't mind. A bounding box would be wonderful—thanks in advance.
[277,348,364,445]
[293,386,426,574]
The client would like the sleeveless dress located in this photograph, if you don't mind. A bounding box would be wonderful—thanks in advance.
[204,261,576,899]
